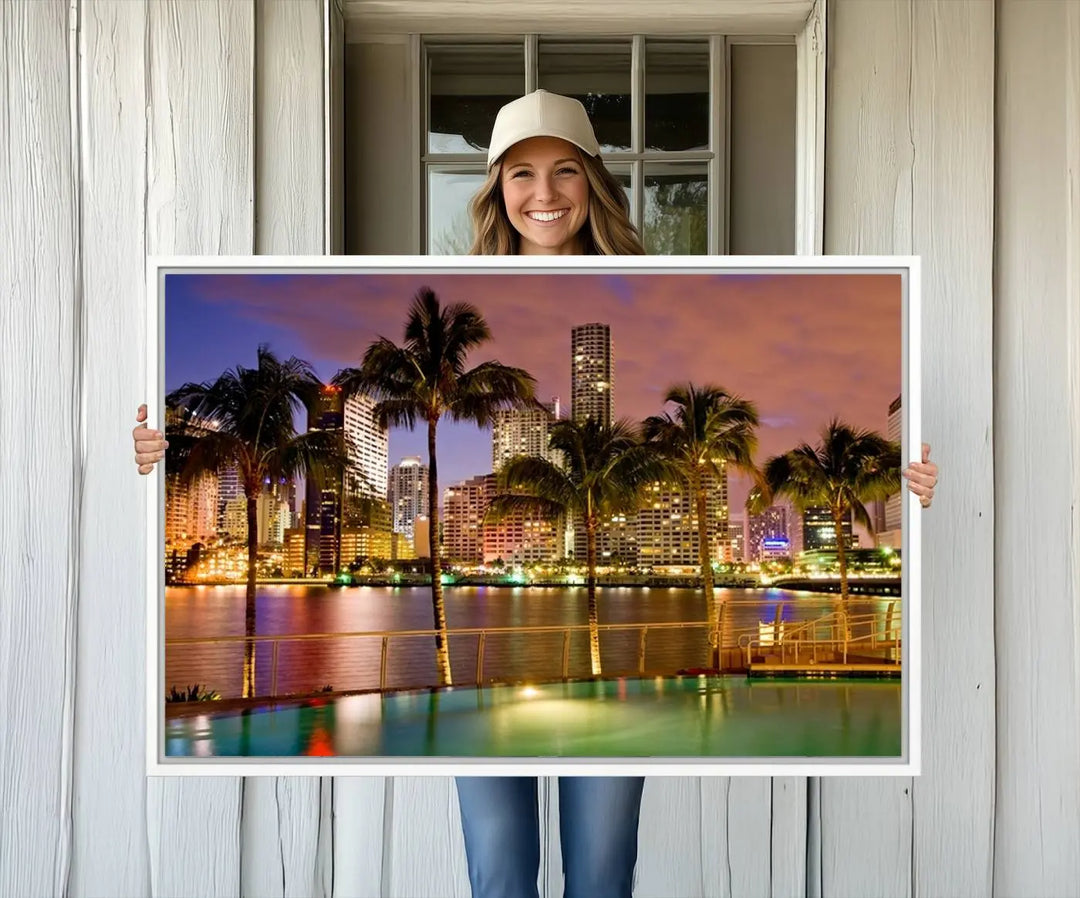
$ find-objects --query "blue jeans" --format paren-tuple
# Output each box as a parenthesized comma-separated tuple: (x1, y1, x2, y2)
(455, 776, 646, 898)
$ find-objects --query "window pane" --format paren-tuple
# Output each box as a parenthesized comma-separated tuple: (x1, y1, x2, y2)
(537, 41, 631, 153)
(643, 164, 708, 255)
(645, 41, 709, 152)
(428, 44, 524, 154)
(428, 169, 487, 254)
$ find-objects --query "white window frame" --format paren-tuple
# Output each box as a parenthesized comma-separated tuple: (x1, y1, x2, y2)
(342, 0, 826, 256)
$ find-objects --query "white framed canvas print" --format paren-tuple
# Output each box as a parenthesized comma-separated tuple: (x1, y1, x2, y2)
(145, 254, 921, 777)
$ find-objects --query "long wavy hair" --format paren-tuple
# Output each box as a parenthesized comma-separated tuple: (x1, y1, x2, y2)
(468, 148, 646, 256)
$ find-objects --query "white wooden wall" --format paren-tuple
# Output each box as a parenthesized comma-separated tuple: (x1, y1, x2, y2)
(1, 1, 1077, 896)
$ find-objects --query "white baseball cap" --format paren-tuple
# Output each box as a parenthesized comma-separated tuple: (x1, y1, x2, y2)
(486, 90, 601, 168)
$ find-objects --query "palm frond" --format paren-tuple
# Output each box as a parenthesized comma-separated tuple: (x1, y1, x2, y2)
(484, 493, 567, 525)
(451, 361, 537, 426)
(278, 429, 350, 491)
(497, 456, 579, 512)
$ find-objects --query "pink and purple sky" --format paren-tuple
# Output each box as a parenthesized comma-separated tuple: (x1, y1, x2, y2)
(165, 271, 902, 522)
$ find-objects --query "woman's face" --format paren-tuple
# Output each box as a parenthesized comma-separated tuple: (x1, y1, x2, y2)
(499, 136, 590, 255)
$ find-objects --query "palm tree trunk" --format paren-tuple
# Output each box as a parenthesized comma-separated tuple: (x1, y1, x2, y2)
(693, 473, 718, 667)
(833, 507, 849, 604)
(586, 518, 601, 675)
(427, 418, 453, 686)
(244, 490, 258, 699)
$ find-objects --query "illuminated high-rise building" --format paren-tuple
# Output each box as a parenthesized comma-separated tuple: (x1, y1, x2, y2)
(483, 510, 562, 566)
(388, 456, 430, 541)
(634, 467, 729, 569)
(163, 406, 220, 548)
(344, 391, 389, 501)
(215, 465, 241, 531)
(442, 474, 496, 564)
(884, 394, 902, 531)
(571, 323, 613, 426)
(748, 505, 789, 561)
(723, 517, 746, 563)
(304, 386, 388, 576)
(802, 506, 856, 552)
(492, 398, 562, 472)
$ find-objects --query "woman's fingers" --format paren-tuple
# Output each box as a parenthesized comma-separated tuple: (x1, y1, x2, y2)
(905, 479, 933, 497)
(134, 404, 167, 473)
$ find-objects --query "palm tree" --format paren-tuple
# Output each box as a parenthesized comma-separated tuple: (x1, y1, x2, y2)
(644, 383, 760, 665)
(333, 287, 536, 686)
(747, 419, 901, 603)
(166, 345, 349, 698)
(487, 418, 673, 676)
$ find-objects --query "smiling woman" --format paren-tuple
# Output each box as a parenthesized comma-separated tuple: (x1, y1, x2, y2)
(467, 90, 645, 258)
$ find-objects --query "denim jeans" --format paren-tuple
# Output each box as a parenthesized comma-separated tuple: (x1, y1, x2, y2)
(454, 776, 646, 898)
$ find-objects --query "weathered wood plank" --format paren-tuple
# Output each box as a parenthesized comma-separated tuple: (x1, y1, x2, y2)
(994, 1, 1080, 894)
(332, 778, 386, 897)
(70, 1, 153, 895)
(241, 2, 327, 895)
(241, 778, 326, 898)
(0, 2, 78, 896)
(382, 777, 471, 898)
(144, 2, 254, 894)
(770, 776, 808, 897)
(254, 0, 324, 256)
(699, 778, 774, 898)
(633, 778, 705, 898)
(824, 2, 996, 897)
(908, 2, 995, 897)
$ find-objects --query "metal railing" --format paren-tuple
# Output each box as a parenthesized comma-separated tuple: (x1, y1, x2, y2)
(737, 604, 902, 666)
(164, 598, 903, 698)
(166, 621, 777, 700)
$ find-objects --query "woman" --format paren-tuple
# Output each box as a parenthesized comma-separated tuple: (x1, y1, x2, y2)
(132, 90, 939, 898)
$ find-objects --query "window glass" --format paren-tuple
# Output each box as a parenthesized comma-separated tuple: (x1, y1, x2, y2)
(428, 44, 525, 154)
(538, 40, 632, 153)
(428, 169, 487, 254)
(643, 164, 708, 255)
(645, 41, 709, 152)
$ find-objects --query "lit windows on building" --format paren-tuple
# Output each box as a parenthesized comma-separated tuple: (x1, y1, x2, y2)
(388, 456, 430, 541)
(571, 323, 614, 427)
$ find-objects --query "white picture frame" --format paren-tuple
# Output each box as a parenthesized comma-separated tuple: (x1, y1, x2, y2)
(146, 253, 920, 777)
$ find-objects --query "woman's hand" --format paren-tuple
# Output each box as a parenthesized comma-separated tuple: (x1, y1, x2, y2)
(133, 403, 168, 475)
(902, 442, 937, 508)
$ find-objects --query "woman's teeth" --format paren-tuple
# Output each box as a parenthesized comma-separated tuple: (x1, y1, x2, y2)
(527, 210, 567, 222)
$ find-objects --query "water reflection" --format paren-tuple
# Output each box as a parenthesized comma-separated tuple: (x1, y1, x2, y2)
(164, 677, 901, 759)
(164, 584, 898, 701)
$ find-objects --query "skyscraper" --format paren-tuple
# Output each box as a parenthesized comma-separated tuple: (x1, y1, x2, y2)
(634, 468, 729, 569)
(388, 456, 429, 541)
(304, 386, 345, 575)
(492, 398, 562, 472)
(442, 474, 496, 564)
(304, 385, 388, 576)
(748, 505, 789, 561)
(571, 323, 613, 426)
(884, 394, 902, 531)
(802, 506, 855, 551)
(723, 517, 746, 563)
(164, 406, 219, 547)
(343, 391, 389, 502)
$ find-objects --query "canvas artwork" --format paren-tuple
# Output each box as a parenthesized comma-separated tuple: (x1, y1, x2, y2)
(147, 256, 920, 775)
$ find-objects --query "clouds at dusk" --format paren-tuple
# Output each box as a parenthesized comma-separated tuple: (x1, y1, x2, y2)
(165, 269, 902, 512)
